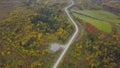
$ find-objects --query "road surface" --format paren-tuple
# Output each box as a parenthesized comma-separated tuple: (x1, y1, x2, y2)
(53, 0, 79, 68)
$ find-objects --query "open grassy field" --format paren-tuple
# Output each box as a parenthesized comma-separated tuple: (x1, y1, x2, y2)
(72, 12, 112, 33)
(72, 10, 120, 24)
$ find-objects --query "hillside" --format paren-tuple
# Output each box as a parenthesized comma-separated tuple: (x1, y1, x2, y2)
(0, 0, 74, 67)
(0, 0, 25, 20)
(0, 0, 120, 68)
(75, 0, 120, 13)
(59, 0, 120, 68)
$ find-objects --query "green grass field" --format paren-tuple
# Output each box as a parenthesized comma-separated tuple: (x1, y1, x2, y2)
(72, 12, 112, 33)
(74, 10, 120, 24)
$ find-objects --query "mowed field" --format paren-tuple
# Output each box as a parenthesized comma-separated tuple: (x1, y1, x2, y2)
(71, 10, 120, 33)
(78, 10, 120, 24)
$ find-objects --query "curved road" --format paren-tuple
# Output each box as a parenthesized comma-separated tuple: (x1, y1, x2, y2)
(53, 0, 79, 68)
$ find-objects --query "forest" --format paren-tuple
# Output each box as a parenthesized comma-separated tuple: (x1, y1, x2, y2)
(0, 0, 120, 68)
(0, 0, 73, 67)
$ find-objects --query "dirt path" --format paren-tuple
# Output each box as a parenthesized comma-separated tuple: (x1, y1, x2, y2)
(53, 0, 79, 68)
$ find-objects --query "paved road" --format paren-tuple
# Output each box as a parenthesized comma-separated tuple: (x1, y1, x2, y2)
(53, 0, 79, 68)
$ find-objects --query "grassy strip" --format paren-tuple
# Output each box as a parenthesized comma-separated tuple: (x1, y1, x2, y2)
(72, 12, 112, 33)
(74, 10, 120, 24)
